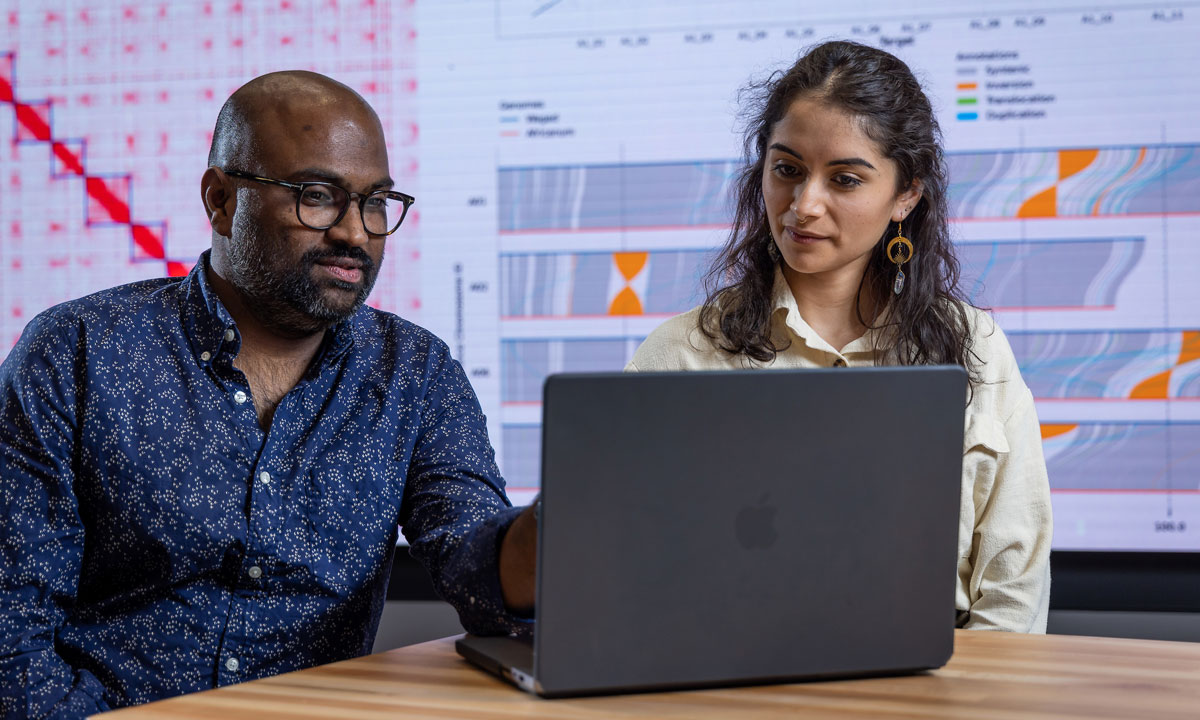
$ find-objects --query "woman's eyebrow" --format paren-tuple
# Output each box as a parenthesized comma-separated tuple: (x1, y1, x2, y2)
(768, 144, 877, 171)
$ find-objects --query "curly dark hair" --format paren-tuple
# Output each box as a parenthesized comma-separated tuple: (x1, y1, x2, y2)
(699, 40, 978, 377)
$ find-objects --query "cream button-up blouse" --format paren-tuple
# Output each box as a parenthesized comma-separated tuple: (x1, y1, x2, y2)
(627, 277, 1053, 633)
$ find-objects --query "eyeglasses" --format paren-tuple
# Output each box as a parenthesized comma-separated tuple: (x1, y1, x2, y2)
(223, 170, 415, 236)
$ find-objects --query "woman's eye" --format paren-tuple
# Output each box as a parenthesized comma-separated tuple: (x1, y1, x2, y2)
(833, 175, 862, 188)
(772, 163, 799, 177)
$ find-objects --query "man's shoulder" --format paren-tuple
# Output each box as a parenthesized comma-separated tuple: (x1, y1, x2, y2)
(346, 307, 485, 411)
(36, 277, 184, 325)
(347, 306, 458, 373)
(2, 277, 184, 386)
(351, 306, 445, 349)
(18, 277, 184, 346)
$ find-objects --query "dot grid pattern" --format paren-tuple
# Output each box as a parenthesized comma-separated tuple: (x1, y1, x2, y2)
(0, 0, 423, 358)
(0, 253, 529, 716)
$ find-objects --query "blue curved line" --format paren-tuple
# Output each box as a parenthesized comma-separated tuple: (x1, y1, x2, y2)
(1109, 147, 1198, 212)
(968, 242, 999, 304)
(1079, 149, 1139, 213)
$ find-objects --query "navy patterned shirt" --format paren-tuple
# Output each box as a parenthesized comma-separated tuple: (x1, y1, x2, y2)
(0, 253, 528, 718)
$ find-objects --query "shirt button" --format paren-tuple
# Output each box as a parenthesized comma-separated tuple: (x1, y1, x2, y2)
(200, 351, 211, 362)
(224, 328, 236, 342)
(234, 390, 248, 404)
(259, 471, 271, 484)
(833, 358, 847, 367)
(247, 565, 262, 579)
(225, 657, 239, 672)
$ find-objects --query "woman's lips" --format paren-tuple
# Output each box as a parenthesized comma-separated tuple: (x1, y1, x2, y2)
(784, 227, 827, 243)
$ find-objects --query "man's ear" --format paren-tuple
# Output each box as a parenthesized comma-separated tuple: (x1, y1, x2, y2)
(201, 167, 236, 238)
(893, 178, 924, 223)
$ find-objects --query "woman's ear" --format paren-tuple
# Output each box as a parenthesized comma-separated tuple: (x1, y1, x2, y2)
(893, 178, 924, 223)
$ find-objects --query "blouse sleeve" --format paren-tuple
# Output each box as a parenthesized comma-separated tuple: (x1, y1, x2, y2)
(961, 319, 1054, 632)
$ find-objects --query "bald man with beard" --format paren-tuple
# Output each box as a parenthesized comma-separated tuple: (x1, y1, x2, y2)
(0, 72, 537, 718)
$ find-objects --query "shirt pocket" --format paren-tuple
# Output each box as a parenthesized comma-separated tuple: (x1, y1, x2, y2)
(957, 414, 1010, 561)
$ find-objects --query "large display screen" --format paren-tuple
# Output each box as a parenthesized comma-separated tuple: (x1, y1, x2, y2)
(2, 0, 1197, 551)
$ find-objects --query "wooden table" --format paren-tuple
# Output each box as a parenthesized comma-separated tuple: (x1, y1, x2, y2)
(96, 630, 1200, 719)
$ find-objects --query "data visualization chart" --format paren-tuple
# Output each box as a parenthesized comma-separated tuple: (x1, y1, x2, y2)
(3, 1, 1198, 551)
(0, 0, 421, 353)
(420, 0, 1200, 549)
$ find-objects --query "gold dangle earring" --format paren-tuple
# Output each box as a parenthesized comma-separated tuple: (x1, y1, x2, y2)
(766, 235, 781, 263)
(886, 220, 914, 295)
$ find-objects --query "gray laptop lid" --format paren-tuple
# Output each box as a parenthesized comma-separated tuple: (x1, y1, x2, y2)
(531, 366, 966, 696)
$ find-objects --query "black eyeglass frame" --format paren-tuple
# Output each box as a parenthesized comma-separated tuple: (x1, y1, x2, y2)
(223, 169, 415, 236)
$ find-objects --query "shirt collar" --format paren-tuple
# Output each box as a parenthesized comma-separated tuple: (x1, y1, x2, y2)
(768, 266, 898, 356)
(182, 250, 359, 369)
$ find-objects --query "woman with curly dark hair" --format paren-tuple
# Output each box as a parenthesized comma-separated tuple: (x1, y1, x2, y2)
(628, 41, 1052, 632)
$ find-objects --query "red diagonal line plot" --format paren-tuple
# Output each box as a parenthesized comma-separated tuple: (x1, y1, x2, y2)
(14, 101, 51, 141)
(52, 141, 85, 176)
(86, 176, 132, 225)
(0, 50, 187, 277)
(132, 224, 167, 261)
(0, 56, 12, 102)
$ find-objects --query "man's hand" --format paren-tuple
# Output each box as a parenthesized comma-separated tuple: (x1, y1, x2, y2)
(498, 499, 538, 614)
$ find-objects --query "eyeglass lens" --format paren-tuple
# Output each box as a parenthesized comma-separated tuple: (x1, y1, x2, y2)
(297, 184, 404, 235)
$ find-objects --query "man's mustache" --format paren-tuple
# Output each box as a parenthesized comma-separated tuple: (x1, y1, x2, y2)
(301, 247, 376, 274)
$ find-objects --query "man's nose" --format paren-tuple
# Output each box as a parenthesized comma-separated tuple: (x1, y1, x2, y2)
(327, 197, 371, 247)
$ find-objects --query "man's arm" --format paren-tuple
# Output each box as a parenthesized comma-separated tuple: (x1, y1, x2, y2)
(399, 346, 536, 636)
(498, 500, 537, 613)
(0, 313, 111, 718)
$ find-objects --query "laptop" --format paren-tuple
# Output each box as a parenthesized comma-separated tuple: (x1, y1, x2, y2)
(457, 366, 967, 697)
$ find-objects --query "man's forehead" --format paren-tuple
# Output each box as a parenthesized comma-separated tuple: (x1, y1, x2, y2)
(258, 98, 377, 138)
(249, 84, 377, 131)
(247, 96, 388, 177)
(240, 72, 382, 142)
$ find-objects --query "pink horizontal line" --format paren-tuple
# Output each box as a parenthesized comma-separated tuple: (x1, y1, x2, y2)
(498, 211, 1200, 235)
(501, 313, 678, 320)
(500, 307, 1111, 319)
(993, 305, 1115, 311)
(956, 211, 1200, 222)
(1051, 489, 1200, 494)
(502, 487, 1200, 495)
(499, 223, 730, 235)
(1036, 398, 1200, 403)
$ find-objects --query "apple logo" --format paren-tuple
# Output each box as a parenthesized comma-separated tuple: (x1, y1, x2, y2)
(735, 493, 778, 549)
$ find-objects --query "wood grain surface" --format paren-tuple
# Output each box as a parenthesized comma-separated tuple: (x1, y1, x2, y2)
(95, 629, 1200, 719)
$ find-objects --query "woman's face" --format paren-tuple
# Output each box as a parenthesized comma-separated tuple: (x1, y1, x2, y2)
(762, 96, 921, 290)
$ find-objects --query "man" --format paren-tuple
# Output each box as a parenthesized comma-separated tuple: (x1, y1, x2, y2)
(0, 71, 536, 718)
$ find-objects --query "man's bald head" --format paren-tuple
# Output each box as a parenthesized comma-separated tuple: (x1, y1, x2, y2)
(207, 70, 382, 171)
(201, 70, 392, 339)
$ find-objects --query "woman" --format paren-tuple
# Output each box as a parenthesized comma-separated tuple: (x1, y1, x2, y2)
(627, 41, 1052, 632)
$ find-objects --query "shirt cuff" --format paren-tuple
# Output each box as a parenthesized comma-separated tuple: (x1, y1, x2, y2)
(452, 505, 535, 637)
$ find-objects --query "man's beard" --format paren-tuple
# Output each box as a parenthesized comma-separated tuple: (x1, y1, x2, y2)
(227, 234, 381, 337)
